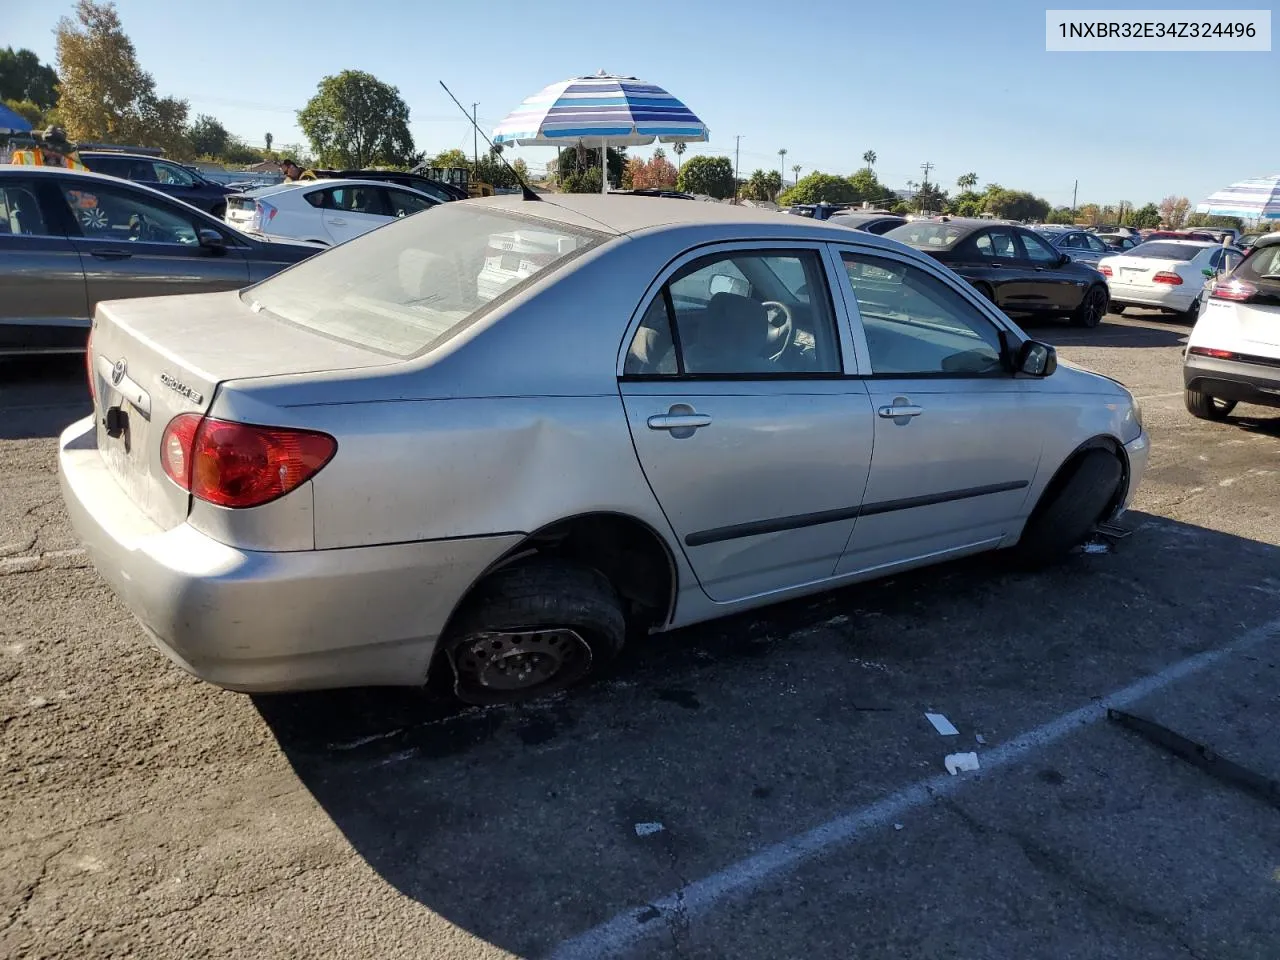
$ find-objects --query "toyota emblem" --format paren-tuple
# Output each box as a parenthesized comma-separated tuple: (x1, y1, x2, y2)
(111, 358, 126, 386)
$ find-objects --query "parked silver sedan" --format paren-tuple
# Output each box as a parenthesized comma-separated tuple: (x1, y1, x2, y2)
(59, 195, 1150, 704)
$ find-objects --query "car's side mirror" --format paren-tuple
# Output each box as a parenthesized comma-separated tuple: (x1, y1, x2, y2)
(197, 228, 227, 254)
(1201, 267, 1216, 277)
(1058, 252, 1071, 266)
(1016, 339, 1057, 377)
(709, 274, 750, 298)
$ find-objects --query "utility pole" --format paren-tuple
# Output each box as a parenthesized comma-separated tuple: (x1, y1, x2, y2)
(472, 102, 479, 170)
(919, 161, 934, 189)
(734, 135, 742, 203)
(1071, 179, 1078, 215)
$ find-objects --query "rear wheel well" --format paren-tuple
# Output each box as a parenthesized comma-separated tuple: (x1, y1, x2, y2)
(427, 514, 677, 693)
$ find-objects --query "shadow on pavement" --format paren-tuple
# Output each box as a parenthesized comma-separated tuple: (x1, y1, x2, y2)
(0, 356, 90, 440)
(1021, 315, 1188, 349)
(255, 512, 1280, 958)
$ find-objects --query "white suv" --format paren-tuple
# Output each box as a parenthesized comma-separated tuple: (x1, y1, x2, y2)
(1184, 232, 1280, 420)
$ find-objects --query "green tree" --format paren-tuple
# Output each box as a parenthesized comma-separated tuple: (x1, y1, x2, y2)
(672, 141, 686, 170)
(556, 145, 626, 189)
(957, 171, 978, 193)
(187, 113, 229, 157)
(264, 131, 273, 153)
(847, 166, 893, 205)
(742, 168, 779, 201)
(1185, 212, 1242, 231)
(913, 182, 948, 213)
(560, 167, 602, 193)
(947, 191, 986, 218)
(862, 149, 876, 168)
(676, 154, 735, 198)
(0, 47, 60, 109)
(779, 172, 858, 206)
(1045, 206, 1076, 224)
(430, 148, 471, 170)
(1130, 203, 1160, 228)
(55, 0, 190, 156)
(3, 98, 44, 128)
(985, 189, 1050, 222)
(298, 69, 414, 169)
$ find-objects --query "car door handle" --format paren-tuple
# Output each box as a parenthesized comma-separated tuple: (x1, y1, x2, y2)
(647, 413, 712, 431)
(89, 249, 133, 261)
(326, 217, 347, 225)
(877, 404, 924, 418)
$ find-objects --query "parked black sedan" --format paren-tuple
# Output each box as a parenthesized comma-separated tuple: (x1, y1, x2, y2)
(829, 212, 907, 234)
(0, 167, 321, 356)
(884, 218, 1110, 327)
(77, 151, 237, 217)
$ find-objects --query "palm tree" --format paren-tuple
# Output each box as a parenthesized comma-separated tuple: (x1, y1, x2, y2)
(863, 150, 876, 169)
(778, 148, 787, 192)
(791, 164, 801, 186)
(957, 171, 978, 194)
(673, 141, 686, 173)
(906, 179, 917, 195)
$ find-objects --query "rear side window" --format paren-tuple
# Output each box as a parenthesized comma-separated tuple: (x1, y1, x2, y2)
(1235, 244, 1280, 281)
(244, 206, 602, 357)
(0, 183, 51, 236)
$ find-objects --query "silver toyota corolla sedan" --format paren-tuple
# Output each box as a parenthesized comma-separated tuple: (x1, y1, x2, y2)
(59, 195, 1150, 704)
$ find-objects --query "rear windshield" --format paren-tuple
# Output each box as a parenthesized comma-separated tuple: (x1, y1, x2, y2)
(1236, 244, 1280, 281)
(1128, 242, 1206, 261)
(243, 205, 602, 357)
(884, 222, 967, 249)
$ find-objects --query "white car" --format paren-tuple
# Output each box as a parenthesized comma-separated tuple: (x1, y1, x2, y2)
(1099, 240, 1243, 320)
(1183, 233, 1280, 421)
(223, 178, 438, 246)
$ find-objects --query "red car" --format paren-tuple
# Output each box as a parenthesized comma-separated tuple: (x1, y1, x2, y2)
(1143, 229, 1218, 243)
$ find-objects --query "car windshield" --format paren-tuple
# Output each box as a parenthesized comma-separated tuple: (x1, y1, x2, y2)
(1128, 242, 1206, 261)
(243, 205, 602, 357)
(884, 222, 968, 249)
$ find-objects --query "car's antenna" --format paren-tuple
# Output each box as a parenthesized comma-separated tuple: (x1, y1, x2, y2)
(438, 81, 541, 202)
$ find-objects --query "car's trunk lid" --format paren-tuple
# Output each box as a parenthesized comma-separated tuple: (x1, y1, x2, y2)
(89, 290, 396, 530)
(1106, 254, 1189, 286)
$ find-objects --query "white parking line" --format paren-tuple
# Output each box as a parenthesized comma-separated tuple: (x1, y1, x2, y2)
(1134, 391, 1182, 402)
(0, 548, 88, 576)
(547, 614, 1280, 960)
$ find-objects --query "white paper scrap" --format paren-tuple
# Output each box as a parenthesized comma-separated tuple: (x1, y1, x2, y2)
(945, 752, 981, 775)
(634, 822, 665, 837)
(925, 712, 960, 736)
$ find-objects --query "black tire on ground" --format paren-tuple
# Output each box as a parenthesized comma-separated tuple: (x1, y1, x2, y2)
(1010, 449, 1123, 569)
(1184, 387, 1236, 420)
(441, 558, 626, 705)
(1070, 284, 1108, 328)
(1178, 296, 1202, 324)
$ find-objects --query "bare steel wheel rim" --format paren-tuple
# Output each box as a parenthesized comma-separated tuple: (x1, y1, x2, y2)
(454, 629, 592, 693)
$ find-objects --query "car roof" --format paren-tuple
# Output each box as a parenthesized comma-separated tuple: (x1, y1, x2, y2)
(236, 178, 434, 198)
(77, 151, 170, 161)
(465, 193, 912, 244)
(1141, 239, 1218, 247)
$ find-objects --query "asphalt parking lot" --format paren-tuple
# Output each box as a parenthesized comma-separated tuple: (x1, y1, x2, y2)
(3, 309, 1280, 960)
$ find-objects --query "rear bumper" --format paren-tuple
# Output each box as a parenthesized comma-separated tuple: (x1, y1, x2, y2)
(58, 416, 523, 692)
(1183, 354, 1280, 409)
(1108, 281, 1198, 312)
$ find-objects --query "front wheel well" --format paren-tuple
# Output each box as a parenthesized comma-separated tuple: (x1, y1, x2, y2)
(1029, 435, 1128, 526)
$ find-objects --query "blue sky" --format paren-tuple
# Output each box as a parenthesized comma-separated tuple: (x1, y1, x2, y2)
(8, 0, 1276, 207)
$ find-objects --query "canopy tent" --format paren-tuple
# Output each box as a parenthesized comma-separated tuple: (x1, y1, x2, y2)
(0, 103, 33, 134)
(492, 71, 709, 193)
(1195, 175, 1280, 222)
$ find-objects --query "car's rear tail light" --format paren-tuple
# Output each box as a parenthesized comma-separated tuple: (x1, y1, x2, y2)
(85, 328, 96, 403)
(251, 201, 278, 232)
(1152, 272, 1183, 285)
(1210, 278, 1258, 302)
(1188, 346, 1236, 360)
(1099, 265, 1112, 277)
(161, 414, 337, 509)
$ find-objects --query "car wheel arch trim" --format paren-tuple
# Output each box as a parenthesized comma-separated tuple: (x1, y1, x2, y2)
(1025, 435, 1129, 529)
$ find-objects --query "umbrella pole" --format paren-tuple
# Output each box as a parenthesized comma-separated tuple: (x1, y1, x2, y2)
(601, 137, 608, 194)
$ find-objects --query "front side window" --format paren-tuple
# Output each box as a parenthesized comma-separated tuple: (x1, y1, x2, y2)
(1019, 230, 1060, 263)
(1084, 234, 1110, 254)
(1056, 233, 1083, 249)
(60, 181, 198, 245)
(151, 161, 199, 187)
(624, 250, 841, 377)
(245, 206, 600, 357)
(0, 183, 51, 236)
(841, 253, 1005, 376)
(329, 186, 389, 216)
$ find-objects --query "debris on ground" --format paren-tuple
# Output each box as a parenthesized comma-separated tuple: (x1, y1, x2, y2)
(975, 733, 987, 745)
(925, 712, 960, 736)
(1081, 541, 1111, 555)
(634, 822, 665, 837)
(945, 752, 981, 775)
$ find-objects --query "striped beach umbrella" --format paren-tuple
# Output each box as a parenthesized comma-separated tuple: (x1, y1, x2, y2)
(1195, 175, 1280, 222)
(493, 71, 709, 193)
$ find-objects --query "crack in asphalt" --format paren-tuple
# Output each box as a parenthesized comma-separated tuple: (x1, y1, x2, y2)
(0, 837, 74, 935)
(941, 798, 1211, 960)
